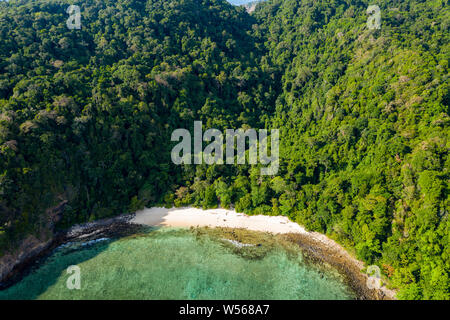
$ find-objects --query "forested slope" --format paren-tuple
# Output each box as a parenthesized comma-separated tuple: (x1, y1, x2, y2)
(0, 0, 448, 299)
(0, 0, 276, 232)
(252, 0, 449, 299)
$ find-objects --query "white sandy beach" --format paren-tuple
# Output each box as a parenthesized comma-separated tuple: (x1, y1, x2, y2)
(130, 206, 397, 299)
(131, 207, 309, 234)
(64, 206, 397, 299)
(130, 207, 349, 264)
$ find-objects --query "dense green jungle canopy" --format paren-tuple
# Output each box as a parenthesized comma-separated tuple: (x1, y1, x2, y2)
(0, 0, 448, 299)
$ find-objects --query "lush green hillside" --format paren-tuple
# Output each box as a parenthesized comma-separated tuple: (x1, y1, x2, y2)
(0, 0, 276, 230)
(252, 0, 449, 299)
(0, 0, 448, 299)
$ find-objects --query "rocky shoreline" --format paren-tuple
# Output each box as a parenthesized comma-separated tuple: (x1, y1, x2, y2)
(0, 211, 396, 300)
(283, 233, 396, 300)
(0, 214, 139, 290)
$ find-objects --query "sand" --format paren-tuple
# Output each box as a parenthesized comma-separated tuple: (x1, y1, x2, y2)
(1, 206, 396, 299)
(131, 207, 309, 234)
(130, 207, 397, 300)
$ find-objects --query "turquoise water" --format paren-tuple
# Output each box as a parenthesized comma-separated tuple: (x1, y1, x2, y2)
(0, 228, 355, 300)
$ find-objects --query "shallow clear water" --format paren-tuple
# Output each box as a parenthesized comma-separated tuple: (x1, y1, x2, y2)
(0, 228, 355, 300)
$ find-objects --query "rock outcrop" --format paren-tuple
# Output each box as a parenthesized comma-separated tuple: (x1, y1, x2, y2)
(0, 200, 68, 286)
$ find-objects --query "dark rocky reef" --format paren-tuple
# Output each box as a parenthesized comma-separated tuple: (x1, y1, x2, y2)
(283, 233, 396, 300)
(0, 211, 140, 289)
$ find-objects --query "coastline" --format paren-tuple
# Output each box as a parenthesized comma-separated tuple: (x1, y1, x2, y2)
(130, 207, 309, 234)
(0, 206, 397, 300)
(130, 207, 397, 300)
